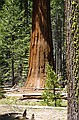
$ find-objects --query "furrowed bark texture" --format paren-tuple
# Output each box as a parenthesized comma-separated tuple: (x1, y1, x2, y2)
(26, 0, 53, 89)
(66, 0, 79, 120)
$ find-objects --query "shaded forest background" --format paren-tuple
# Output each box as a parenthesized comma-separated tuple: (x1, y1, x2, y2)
(0, 0, 79, 119)
(0, 0, 66, 87)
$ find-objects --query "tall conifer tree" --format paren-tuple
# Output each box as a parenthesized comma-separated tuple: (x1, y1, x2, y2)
(26, 0, 54, 89)
(66, 0, 79, 119)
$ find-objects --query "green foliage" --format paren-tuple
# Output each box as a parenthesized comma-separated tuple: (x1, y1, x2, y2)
(50, 0, 66, 85)
(0, 0, 66, 89)
(42, 64, 62, 106)
(45, 64, 58, 88)
(0, 0, 32, 84)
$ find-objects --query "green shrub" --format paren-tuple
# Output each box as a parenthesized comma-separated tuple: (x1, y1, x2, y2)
(42, 64, 62, 106)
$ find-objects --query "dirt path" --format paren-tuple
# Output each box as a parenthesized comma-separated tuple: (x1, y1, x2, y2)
(0, 105, 67, 120)
(0, 85, 67, 120)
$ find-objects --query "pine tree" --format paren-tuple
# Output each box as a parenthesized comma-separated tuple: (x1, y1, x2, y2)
(0, 0, 32, 85)
(50, 0, 66, 87)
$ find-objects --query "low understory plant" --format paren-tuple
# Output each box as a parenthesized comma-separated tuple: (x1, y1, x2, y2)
(42, 64, 62, 106)
(0, 81, 5, 99)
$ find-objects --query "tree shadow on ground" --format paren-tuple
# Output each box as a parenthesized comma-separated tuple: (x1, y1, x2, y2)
(0, 112, 22, 120)
(0, 109, 34, 120)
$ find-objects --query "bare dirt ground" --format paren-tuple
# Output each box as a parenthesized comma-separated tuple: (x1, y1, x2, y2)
(0, 85, 67, 120)
(0, 105, 67, 120)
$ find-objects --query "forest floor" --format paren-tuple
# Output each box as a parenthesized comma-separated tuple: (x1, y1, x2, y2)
(0, 85, 67, 120)
(0, 105, 67, 120)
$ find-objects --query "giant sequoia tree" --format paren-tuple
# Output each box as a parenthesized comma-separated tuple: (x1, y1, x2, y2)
(26, 0, 54, 89)
(66, 0, 79, 119)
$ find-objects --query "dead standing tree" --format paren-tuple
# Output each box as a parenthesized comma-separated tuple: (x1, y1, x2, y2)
(26, 0, 54, 89)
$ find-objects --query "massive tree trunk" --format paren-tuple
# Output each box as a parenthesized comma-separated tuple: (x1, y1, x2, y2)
(66, 0, 79, 120)
(26, 0, 54, 89)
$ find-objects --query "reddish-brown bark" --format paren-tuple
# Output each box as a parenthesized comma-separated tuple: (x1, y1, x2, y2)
(26, 0, 53, 89)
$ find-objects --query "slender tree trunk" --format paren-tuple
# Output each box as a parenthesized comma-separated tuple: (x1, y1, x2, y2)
(26, 0, 54, 89)
(12, 59, 15, 86)
(11, 34, 15, 86)
(23, 0, 29, 24)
